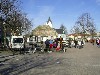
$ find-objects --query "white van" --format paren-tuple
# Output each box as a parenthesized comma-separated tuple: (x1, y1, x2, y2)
(9, 36, 24, 50)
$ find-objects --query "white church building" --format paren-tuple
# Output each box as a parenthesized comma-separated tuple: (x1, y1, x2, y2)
(45, 17, 67, 40)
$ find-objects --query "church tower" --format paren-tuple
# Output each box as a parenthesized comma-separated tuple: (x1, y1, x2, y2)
(46, 17, 53, 28)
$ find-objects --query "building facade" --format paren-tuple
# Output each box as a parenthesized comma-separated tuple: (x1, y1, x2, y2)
(55, 29, 66, 40)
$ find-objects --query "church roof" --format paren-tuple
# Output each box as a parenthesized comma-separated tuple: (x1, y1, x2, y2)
(55, 29, 64, 34)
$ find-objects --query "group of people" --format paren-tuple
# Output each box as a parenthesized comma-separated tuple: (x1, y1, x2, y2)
(44, 36, 64, 52)
(44, 37, 86, 52)
(28, 36, 100, 54)
(68, 39, 85, 49)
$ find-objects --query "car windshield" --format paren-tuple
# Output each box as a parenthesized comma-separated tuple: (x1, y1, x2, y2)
(13, 38, 23, 43)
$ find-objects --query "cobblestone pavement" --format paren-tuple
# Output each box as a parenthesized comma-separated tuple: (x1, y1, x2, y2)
(0, 43, 100, 75)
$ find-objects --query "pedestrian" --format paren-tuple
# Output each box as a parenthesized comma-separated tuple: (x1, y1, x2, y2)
(56, 42, 61, 51)
(96, 38, 99, 47)
(74, 40, 78, 48)
(53, 41, 57, 48)
(49, 39, 53, 49)
(45, 39, 50, 52)
(98, 39, 100, 48)
(81, 39, 84, 48)
(78, 39, 82, 49)
(68, 40, 71, 48)
(71, 40, 75, 48)
(40, 41, 45, 52)
(92, 39, 95, 45)
(59, 36, 63, 49)
(55, 38, 58, 48)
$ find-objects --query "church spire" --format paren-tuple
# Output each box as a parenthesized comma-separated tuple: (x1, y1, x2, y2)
(46, 17, 53, 28)
(47, 17, 52, 24)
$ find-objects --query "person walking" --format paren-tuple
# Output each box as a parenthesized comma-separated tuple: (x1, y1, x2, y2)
(59, 36, 63, 49)
(98, 39, 100, 48)
(40, 41, 45, 52)
(45, 39, 50, 52)
(74, 40, 78, 48)
(55, 38, 58, 48)
(96, 38, 99, 47)
(92, 39, 95, 45)
(78, 39, 82, 49)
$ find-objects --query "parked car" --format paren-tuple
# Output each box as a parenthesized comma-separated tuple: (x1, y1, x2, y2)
(9, 36, 24, 50)
(62, 40, 69, 47)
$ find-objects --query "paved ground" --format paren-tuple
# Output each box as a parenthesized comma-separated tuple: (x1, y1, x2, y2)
(0, 43, 100, 75)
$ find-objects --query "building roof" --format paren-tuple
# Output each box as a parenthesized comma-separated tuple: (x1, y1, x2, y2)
(68, 33, 90, 37)
(55, 29, 64, 34)
(32, 25, 58, 36)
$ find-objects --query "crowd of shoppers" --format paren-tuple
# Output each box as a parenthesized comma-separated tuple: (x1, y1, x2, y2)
(29, 36, 100, 53)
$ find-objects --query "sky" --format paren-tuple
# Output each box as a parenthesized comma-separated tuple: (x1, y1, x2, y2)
(21, 0, 100, 33)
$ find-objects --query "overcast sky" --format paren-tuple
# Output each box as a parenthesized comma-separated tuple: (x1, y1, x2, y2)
(21, 0, 100, 33)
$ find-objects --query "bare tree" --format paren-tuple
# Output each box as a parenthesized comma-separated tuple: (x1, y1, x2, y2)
(70, 25, 81, 34)
(20, 13, 32, 35)
(71, 13, 96, 39)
